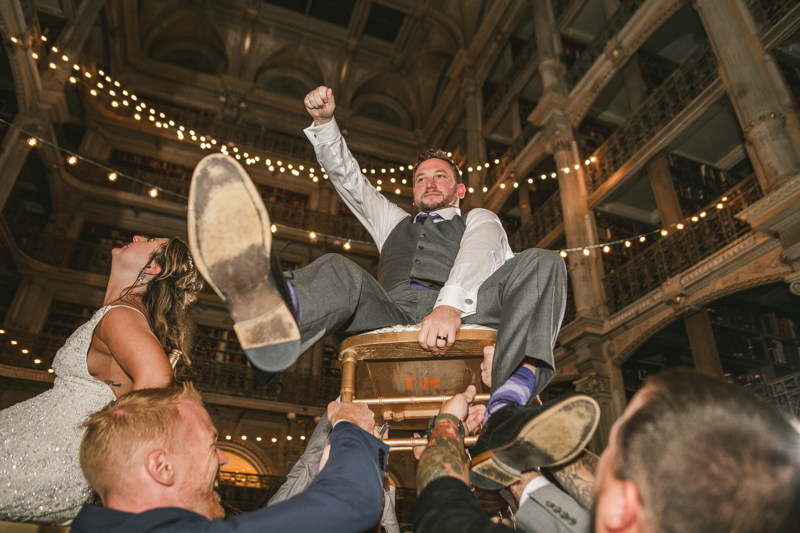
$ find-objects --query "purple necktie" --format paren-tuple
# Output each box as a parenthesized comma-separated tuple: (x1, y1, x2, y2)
(415, 213, 443, 224)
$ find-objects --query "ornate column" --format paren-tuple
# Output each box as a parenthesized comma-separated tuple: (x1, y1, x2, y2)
(694, 0, 800, 192)
(647, 152, 683, 226)
(462, 69, 486, 192)
(3, 280, 52, 333)
(549, 121, 606, 318)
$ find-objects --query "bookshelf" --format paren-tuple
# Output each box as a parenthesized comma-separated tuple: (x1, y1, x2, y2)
(664, 153, 751, 216)
(195, 325, 247, 366)
(43, 300, 97, 339)
(620, 284, 800, 397)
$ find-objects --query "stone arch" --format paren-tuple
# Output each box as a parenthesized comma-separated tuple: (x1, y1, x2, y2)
(217, 441, 275, 476)
(253, 45, 326, 99)
(141, 6, 228, 76)
(612, 276, 790, 368)
(350, 75, 414, 130)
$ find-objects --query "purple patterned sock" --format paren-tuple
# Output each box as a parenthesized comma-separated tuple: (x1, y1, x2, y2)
(483, 366, 536, 425)
(286, 280, 300, 323)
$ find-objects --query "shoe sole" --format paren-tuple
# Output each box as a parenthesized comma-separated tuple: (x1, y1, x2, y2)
(469, 395, 600, 489)
(188, 154, 301, 372)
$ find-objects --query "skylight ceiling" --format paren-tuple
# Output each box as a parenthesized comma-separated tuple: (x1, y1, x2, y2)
(263, 0, 357, 28)
(363, 4, 406, 43)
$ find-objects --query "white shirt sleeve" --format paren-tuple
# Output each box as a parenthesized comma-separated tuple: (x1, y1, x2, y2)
(435, 208, 514, 316)
(516, 475, 551, 509)
(304, 119, 409, 251)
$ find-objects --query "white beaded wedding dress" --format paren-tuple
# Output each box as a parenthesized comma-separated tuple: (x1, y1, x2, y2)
(0, 306, 125, 524)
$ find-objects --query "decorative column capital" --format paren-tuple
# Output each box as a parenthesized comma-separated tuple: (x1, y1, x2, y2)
(574, 373, 612, 398)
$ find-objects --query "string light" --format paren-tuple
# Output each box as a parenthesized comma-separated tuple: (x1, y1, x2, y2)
(149, 188, 159, 198)
(27, 137, 37, 147)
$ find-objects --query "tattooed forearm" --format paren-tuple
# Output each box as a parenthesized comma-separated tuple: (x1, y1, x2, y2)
(549, 450, 598, 510)
(416, 420, 468, 494)
(104, 380, 122, 387)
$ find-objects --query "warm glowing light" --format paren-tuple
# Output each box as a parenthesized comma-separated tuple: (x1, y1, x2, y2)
(590, 157, 596, 162)
(134, 114, 141, 120)
(468, 187, 474, 193)
(395, 189, 401, 194)
(513, 182, 519, 188)
(34, 358, 41, 364)
(344, 242, 351, 250)
(583, 249, 590, 256)
(68, 76, 76, 83)
(585, 160, 591, 165)
(41, 35, 47, 42)
(111, 101, 119, 107)
(551, 173, 556, 178)
(468, 167, 473, 172)
(300, 435, 306, 440)
(500, 183, 505, 189)
(722, 197, 727, 202)
(574, 164, 579, 170)
(700, 212, 706, 218)
(309, 232, 317, 239)
(271, 224, 277, 233)
(256, 437, 262, 441)
(691, 216, 698, 222)
(271, 437, 277, 443)
(31, 52, 38, 59)
(85, 72, 91, 78)
(482, 186, 488, 192)
(241, 436, 247, 440)
(107, 172, 117, 181)
(716, 203, 723, 209)
(67, 156, 77, 165)
(677, 223, 684, 229)
(661, 229, 668, 236)
(603, 246, 610, 253)
(90, 89, 97, 96)
(625, 241, 631, 247)
(494, 159, 500, 164)
(61, 55, 68, 62)
(639, 236, 646, 242)
(560, 251, 567, 258)
(73, 64, 80, 71)
(287, 435, 292, 440)
(376, 186, 381, 191)
(23, 350, 29, 354)
(27, 137, 37, 147)
(48, 62, 57, 69)
(149, 188, 158, 198)
(51, 46, 58, 53)
(10, 37, 17, 43)
(11, 340, 17, 345)
(226, 435, 231, 440)
(563, 168, 570, 174)
(48, 368, 54, 373)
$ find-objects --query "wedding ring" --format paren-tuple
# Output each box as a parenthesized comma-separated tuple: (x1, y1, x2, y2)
(436, 335, 447, 341)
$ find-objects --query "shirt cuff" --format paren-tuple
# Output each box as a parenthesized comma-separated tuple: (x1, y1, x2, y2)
(435, 285, 477, 316)
(517, 476, 551, 509)
(304, 118, 341, 146)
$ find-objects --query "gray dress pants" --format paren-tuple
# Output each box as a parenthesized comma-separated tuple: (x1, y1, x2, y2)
(270, 249, 567, 502)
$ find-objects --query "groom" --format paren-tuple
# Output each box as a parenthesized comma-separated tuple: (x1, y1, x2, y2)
(187, 86, 568, 491)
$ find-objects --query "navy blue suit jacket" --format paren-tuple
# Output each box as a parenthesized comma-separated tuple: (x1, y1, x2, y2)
(71, 421, 388, 533)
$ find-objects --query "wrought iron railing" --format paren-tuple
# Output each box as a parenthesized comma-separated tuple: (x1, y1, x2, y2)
(2, 191, 116, 276)
(745, 0, 799, 35)
(564, 277, 576, 326)
(70, 162, 375, 245)
(483, 37, 538, 121)
(192, 357, 341, 407)
(565, 0, 648, 89)
(0, 326, 341, 407)
(748, 370, 800, 420)
(487, 122, 540, 190)
(508, 191, 563, 252)
(217, 473, 286, 512)
(584, 40, 718, 196)
(603, 175, 762, 313)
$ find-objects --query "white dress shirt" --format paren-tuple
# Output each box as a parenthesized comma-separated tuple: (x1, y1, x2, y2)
(304, 119, 514, 317)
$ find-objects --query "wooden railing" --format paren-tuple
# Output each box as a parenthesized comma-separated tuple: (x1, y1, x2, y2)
(603, 176, 762, 313)
(217, 473, 286, 513)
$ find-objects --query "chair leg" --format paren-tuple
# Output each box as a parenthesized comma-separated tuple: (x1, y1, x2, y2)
(340, 351, 357, 402)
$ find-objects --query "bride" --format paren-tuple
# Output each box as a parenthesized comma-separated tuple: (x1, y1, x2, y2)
(0, 235, 202, 524)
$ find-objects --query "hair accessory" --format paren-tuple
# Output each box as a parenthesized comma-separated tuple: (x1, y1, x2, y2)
(186, 251, 197, 284)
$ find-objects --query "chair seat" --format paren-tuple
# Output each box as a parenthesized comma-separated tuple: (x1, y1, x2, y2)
(339, 327, 496, 430)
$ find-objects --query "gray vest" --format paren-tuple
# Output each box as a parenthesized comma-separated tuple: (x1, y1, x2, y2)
(377, 214, 467, 294)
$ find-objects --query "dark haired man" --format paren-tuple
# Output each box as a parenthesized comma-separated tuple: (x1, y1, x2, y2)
(414, 369, 800, 533)
(187, 86, 568, 495)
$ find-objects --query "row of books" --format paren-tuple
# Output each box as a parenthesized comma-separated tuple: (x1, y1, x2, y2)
(709, 305, 800, 339)
(713, 328, 800, 367)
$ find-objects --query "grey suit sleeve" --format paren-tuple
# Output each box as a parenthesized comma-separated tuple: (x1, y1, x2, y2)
(514, 485, 590, 533)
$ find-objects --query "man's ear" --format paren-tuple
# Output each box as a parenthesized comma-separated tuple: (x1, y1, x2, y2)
(145, 449, 175, 487)
(599, 479, 641, 532)
(457, 183, 466, 199)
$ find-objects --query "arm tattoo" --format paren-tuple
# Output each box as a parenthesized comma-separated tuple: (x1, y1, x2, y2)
(104, 380, 122, 387)
(549, 450, 598, 510)
(416, 420, 469, 494)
